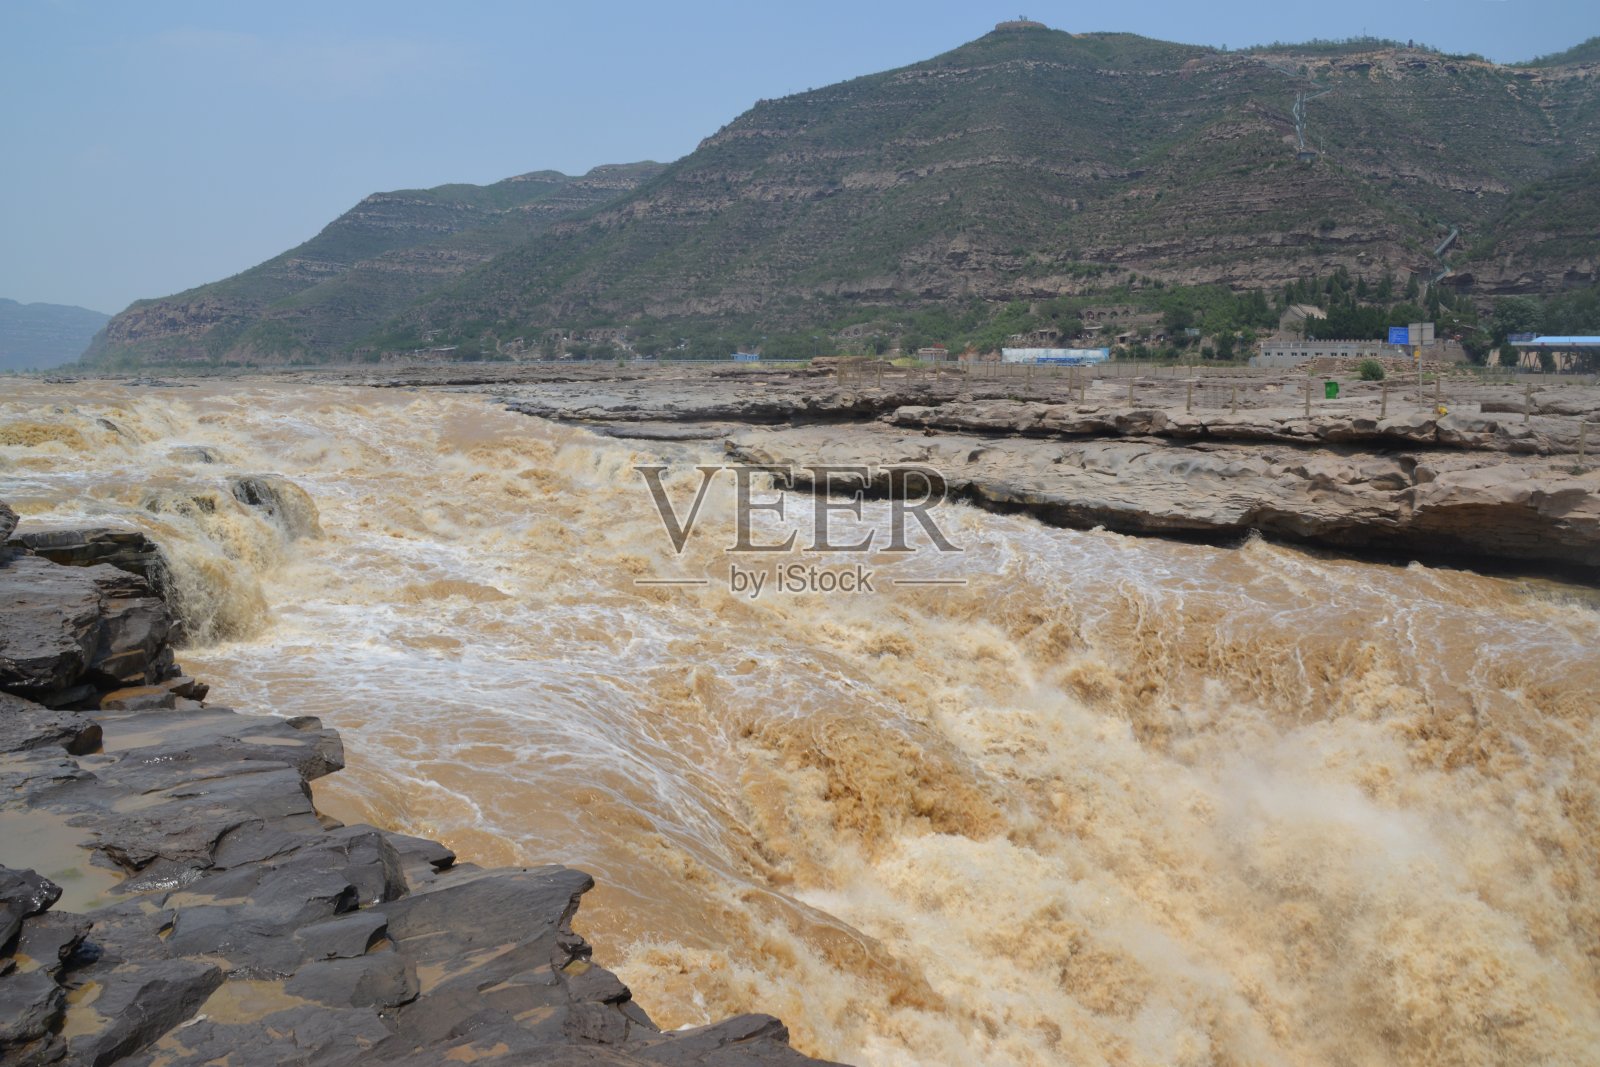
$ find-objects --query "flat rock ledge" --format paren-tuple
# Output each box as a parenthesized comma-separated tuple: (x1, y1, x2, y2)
(0, 522, 840, 1066)
(489, 380, 1600, 573)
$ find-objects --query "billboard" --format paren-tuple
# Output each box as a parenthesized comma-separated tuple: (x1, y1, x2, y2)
(1387, 327, 1409, 345)
(731, 352, 760, 362)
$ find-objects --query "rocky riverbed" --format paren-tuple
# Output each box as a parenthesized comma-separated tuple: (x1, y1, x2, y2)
(467, 363, 1600, 574)
(0, 511, 835, 1066)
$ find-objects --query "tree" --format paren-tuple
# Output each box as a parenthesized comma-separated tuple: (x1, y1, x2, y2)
(1163, 306, 1195, 334)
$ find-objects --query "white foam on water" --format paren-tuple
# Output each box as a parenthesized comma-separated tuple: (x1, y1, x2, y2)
(4, 380, 1599, 1065)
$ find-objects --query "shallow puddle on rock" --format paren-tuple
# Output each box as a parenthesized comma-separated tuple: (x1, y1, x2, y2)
(0, 806, 124, 911)
(193, 978, 317, 1024)
(95, 709, 237, 753)
(60, 980, 107, 1041)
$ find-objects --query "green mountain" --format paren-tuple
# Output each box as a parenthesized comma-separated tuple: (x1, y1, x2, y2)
(1459, 155, 1600, 293)
(0, 299, 109, 371)
(1517, 37, 1600, 68)
(90, 25, 1600, 366)
(82, 163, 663, 367)
(399, 27, 1600, 345)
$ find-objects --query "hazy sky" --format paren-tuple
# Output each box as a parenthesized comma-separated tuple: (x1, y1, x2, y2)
(2, 1, 1595, 314)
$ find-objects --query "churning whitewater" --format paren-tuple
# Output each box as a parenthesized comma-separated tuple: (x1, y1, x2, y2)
(3, 381, 1599, 1066)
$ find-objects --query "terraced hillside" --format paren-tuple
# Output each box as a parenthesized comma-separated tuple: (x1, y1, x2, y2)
(82, 163, 663, 366)
(1460, 155, 1600, 294)
(90, 25, 1600, 366)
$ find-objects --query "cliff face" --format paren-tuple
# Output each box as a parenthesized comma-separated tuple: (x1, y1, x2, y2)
(89, 27, 1600, 366)
(82, 163, 664, 367)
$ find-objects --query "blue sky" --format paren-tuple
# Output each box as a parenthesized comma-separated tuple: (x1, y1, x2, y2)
(2, 1, 1595, 313)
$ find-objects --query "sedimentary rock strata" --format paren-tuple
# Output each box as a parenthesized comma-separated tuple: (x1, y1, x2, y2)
(486, 368, 1600, 573)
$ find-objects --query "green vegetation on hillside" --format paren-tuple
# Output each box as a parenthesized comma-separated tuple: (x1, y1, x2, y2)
(87, 26, 1600, 369)
(1516, 37, 1600, 68)
(1465, 155, 1600, 266)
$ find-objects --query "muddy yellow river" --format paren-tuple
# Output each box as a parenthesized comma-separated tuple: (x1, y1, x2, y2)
(3, 381, 1598, 1065)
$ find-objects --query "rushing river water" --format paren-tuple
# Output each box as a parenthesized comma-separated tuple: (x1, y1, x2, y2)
(4, 380, 1599, 1066)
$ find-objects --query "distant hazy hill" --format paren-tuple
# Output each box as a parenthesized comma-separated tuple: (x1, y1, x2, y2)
(83, 163, 663, 367)
(90, 26, 1600, 366)
(0, 299, 109, 371)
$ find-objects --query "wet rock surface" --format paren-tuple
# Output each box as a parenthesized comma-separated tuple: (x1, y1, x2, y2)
(5, 528, 173, 605)
(0, 520, 839, 1066)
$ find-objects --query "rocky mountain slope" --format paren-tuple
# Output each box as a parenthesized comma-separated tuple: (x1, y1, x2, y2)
(1460, 154, 1600, 293)
(82, 163, 663, 368)
(89, 25, 1600, 367)
(0, 299, 109, 371)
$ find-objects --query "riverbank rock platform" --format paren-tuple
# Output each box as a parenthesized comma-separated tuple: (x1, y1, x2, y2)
(0, 516, 839, 1066)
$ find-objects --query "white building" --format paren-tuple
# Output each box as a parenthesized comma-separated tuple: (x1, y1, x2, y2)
(1251, 339, 1403, 368)
(1000, 347, 1111, 364)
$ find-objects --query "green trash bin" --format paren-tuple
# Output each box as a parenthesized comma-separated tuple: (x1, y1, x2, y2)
(1324, 380, 1340, 399)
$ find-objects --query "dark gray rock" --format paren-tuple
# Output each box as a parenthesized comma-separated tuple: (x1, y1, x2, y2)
(0, 499, 16, 544)
(229, 475, 322, 539)
(1, 868, 63, 949)
(0, 969, 63, 1047)
(64, 959, 224, 1066)
(95, 761, 321, 882)
(14, 911, 91, 977)
(0, 556, 176, 703)
(0, 556, 105, 696)
(6, 528, 173, 607)
(284, 951, 418, 1009)
(119, 1006, 392, 1066)
(381, 832, 455, 890)
(627, 1015, 848, 1066)
(294, 911, 389, 960)
(97, 686, 176, 712)
(0, 693, 101, 755)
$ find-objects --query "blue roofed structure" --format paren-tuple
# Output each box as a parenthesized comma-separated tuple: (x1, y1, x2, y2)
(1508, 335, 1600, 372)
(1514, 336, 1600, 347)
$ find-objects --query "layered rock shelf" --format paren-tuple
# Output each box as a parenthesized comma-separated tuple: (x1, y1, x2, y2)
(0, 516, 836, 1066)
(482, 365, 1600, 574)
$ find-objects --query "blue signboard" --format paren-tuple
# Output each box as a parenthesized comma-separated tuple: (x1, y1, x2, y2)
(732, 352, 760, 362)
(1387, 327, 1409, 345)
